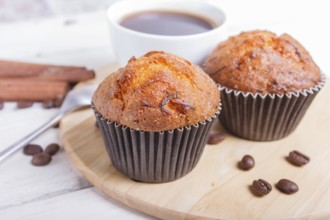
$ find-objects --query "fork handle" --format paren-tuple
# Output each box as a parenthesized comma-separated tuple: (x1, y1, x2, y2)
(0, 112, 63, 163)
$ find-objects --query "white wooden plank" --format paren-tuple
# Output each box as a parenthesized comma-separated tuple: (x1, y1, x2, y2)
(2, 46, 116, 70)
(0, 107, 91, 209)
(0, 11, 110, 59)
(0, 187, 154, 219)
(0, 150, 92, 209)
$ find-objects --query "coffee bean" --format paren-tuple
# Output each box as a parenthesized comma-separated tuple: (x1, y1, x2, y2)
(276, 179, 299, 194)
(287, 150, 310, 166)
(252, 179, 272, 196)
(45, 143, 60, 156)
(207, 132, 225, 145)
(23, 144, 43, 156)
(42, 100, 54, 109)
(17, 101, 33, 109)
(31, 152, 52, 166)
(53, 98, 63, 108)
(53, 122, 60, 128)
(239, 155, 255, 170)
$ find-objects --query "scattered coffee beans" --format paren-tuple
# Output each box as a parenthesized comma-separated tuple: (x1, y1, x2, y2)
(252, 179, 272, 196)
(287, 150, 310, 166)
(23, 144, 43, 156)
(31, 152, 52, 166)
(276, 179, 299, 194)
(17, 101, 33, 109)
(23, 142, 61, 166)
(207, 132, 225, 145)
(239, 155, 255, 170)
(45, 143, 60, 156)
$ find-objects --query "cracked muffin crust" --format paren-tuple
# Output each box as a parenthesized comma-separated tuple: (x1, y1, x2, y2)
(93, 51, 220, 132)
(203, 30, 321, 94)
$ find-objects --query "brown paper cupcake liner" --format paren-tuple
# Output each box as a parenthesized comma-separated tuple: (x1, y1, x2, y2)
(219, 75, 325, 141)
(93, 106, 220, 183)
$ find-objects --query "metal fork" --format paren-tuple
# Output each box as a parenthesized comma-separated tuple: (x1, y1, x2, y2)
(0, 85, 97, 163)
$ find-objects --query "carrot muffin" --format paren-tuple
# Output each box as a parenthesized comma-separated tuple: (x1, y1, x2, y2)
(93, 51, 220, 182)
(203, 30, 324, 141)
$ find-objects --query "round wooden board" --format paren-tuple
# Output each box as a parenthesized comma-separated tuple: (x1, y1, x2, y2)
(60, 66, 330, 219)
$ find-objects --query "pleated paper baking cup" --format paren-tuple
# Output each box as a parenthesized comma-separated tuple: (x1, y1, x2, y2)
(219, 76, 325, 141)
(93, 107, 220, 183)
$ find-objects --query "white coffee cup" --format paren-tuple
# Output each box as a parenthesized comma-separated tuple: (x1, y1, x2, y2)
(107, 0, 227, 67)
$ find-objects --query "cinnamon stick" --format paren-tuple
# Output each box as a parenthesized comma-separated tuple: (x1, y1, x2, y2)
(37, 69, 95, 82)
(0, 60, 95, 82)
(0, 78, 69, 102)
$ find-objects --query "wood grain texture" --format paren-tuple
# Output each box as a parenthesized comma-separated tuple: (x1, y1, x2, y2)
(0, 187, 152, 220)
(60, 66, 330, 219)
(0, 107, 92, 209)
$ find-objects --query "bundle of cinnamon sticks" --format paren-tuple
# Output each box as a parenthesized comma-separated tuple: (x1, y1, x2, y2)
(0, 60, 95, 109)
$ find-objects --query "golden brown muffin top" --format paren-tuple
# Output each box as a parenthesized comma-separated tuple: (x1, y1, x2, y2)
(93, 51, 220, 132)
(203, 30, 321, 94)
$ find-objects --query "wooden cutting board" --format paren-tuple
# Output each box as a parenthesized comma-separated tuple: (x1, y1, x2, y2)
(60, 66, 330, 219)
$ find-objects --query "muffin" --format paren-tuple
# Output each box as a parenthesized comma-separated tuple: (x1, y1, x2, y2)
(93, 51, 220, 182)
(203, 30, 325, 141)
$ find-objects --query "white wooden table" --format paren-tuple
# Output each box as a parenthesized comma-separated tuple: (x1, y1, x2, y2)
(0, 0, 329, 219)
